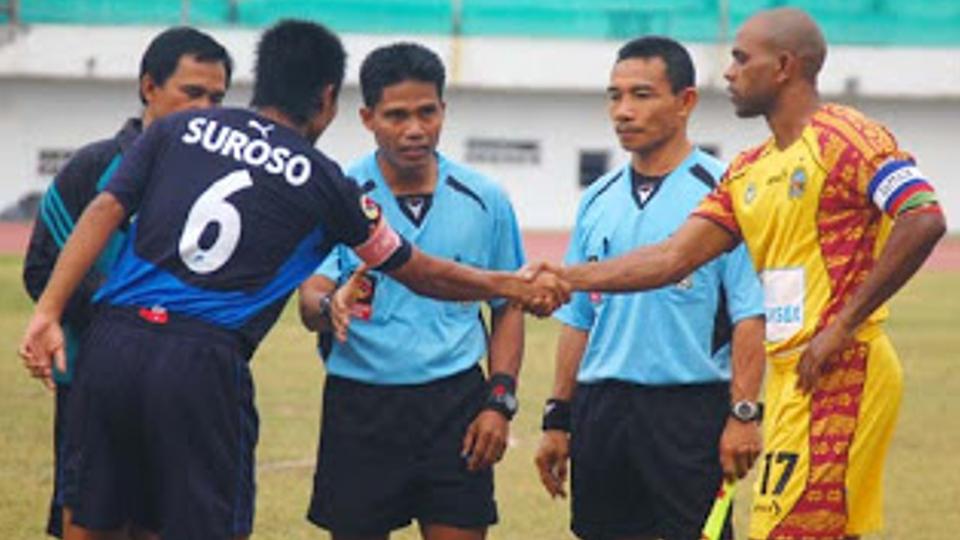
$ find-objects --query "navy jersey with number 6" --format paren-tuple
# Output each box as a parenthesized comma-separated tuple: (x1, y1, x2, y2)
(95, 107, 410, 349)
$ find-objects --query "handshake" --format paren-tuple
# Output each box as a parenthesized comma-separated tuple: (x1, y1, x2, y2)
(506, 261, 571, 318)
(322, 260, 574, 343)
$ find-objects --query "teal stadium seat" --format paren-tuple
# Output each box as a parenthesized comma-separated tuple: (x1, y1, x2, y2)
(8, 0, 960, 46)
(461, 0, 712, 40)
(235, 0, 452, 34)
(893, 0, 960, 17)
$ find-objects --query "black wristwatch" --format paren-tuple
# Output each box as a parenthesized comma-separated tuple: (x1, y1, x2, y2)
(483, 373, 518, 420)
(730, 400, 764, 423)
(541, 398, 571, 432)
(317, 293, 333, 323)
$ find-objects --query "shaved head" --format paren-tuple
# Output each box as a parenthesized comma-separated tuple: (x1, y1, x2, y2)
(742, 8, 826, 82)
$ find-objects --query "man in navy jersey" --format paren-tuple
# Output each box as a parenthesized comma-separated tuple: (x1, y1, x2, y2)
(298, 43, 524, 540)
(21, 26, 231, 539)
(19, 20, 566, 540)
(532, 37, 765, 540)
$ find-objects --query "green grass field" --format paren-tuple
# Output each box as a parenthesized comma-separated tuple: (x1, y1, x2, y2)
(1, 254, 957, 539)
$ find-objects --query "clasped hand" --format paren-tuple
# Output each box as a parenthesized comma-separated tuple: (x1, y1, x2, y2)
(514, 262, 570, 317)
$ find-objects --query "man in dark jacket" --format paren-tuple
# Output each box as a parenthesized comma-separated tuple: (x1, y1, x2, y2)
(21, 26, 232, 538)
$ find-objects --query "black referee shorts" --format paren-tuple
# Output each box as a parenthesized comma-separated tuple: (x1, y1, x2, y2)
(570, 380, 733, 540)
(307, 365, 497, 536)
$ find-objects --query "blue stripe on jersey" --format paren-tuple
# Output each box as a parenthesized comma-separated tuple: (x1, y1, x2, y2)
(96, 155, 123, 190)
(446, 176, 488, 212)
(97, 222, 326, 329)
(93, 155, 127, 273)
(883, 178, 927, 211)
(583, 171, 623, 213)
(40, 187, 73, 247)
(867, 158, 913, 198)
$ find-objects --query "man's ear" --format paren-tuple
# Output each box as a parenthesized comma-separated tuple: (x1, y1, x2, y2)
(678, 87, 699, 119)
(140, 73, 157, 104)
(319, 84, 338, 114)
(775, 50, 797, 83)
(359, 105, 374, 131)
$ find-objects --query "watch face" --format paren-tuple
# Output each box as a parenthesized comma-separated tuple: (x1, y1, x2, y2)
(499, 393, 518, 413)
(733, 401, 758, 421)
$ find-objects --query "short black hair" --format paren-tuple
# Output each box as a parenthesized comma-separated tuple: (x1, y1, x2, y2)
(251, 19, 346, 126)
(138, 26, 233, 105)
(617, 36, 695, 94)
(360, 42, 445, 108)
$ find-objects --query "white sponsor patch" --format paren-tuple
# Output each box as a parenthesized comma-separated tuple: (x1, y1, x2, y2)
(871, 162, 924, 210)
(761, 267, 805, 343)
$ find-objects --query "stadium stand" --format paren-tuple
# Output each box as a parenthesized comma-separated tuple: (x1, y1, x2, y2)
(5, 0, 960, 45)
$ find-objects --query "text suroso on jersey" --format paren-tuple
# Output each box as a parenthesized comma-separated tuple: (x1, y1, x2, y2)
(181, 116, 312, 186)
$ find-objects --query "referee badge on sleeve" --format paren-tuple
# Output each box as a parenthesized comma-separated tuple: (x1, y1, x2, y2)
(587, 255, 602, 304)
(350, 273, 377, 321)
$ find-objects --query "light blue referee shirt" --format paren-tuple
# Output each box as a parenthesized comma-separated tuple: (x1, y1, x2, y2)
(316, 152, 526, 384)
(554, 148, 764, 385)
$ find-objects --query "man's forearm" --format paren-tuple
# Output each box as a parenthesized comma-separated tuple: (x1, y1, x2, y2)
(487, 304, 524, 378)
(552, 325, 588, 400)
(836, 210, 946, 331)
(298, 275, 336, 332)
(389, 248, 525, 302)
(562, 243, 682, 293)
(729, 316, 765, 403)
(35, 193, 126, 318)
(561, 216, 734, 293)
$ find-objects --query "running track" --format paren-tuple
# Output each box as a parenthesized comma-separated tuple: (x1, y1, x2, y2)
(2, 222, 958, 271)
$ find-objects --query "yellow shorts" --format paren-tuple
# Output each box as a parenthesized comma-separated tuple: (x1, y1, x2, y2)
(749, 331, 903, 539)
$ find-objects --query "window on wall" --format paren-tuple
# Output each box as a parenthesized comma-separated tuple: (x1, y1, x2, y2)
(579, 150, 609, 187)
(37, 148, 75, 176)
(465, 138, 540, 165)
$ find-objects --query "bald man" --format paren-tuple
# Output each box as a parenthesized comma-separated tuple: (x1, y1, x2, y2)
(531, 8, 946, 540)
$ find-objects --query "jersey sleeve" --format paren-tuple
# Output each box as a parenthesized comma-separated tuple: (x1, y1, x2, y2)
(102, 119, 166, 217)
(321, 168, 412, 272)
(487, 191, 527, 310)
(719, 243, 765, 324)
(553, 219, 595, 330)
(692, 172, 742, 240)
(858, 127, 940, 218)
(25, 144, 116, 328)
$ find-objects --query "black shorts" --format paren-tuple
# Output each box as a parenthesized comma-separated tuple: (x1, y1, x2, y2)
(570, 381, 733, 540)
(46, 382, 70, 538)
(62, 306, 258, 539)
(307, 365, 497, 535)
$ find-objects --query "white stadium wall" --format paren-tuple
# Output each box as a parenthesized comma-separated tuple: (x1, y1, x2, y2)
(1, 25, 958, 231)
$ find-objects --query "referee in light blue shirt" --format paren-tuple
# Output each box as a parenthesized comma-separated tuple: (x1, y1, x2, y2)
(534, 37, 766, 540)
(298, 43, 525, 540)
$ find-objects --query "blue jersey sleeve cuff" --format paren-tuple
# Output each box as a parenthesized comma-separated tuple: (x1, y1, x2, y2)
(553, 303, 593, 330)
(729, 309, 765, 325)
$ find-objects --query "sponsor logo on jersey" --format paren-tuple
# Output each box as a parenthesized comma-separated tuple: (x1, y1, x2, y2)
(752, 500, 783, 516)
(761, 268, 804, 343)
(360, 194, 381, 222)
(744, 182, 757, 205)
(182, 116, 312, 186)
(350, 273, 376, 321)
(789, 166, 807, 199)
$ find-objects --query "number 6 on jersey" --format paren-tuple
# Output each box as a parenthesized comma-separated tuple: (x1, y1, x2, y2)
(178, 169, 253, 274)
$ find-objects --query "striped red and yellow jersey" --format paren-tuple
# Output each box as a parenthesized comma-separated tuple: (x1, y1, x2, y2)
(694, 103, 940, 356)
